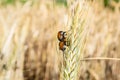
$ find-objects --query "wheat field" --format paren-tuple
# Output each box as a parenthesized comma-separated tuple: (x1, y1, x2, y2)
(0, 0, 120, 80)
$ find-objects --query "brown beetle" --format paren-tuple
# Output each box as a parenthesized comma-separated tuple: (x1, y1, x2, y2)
(59, 41, 66, 51)
(57, 31, 67, 42)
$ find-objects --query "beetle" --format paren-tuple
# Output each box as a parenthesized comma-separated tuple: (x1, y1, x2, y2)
(57, 31, 67, 42)
(59, 41, 66, 51)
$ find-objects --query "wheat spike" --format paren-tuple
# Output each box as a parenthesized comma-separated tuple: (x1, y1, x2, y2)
(60, 0, 90, 80)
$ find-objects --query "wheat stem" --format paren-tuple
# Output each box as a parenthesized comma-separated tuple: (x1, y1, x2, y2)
(81, 57, 120, 61)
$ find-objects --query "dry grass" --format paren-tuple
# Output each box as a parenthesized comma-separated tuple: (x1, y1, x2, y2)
(0, 0, 119, 80)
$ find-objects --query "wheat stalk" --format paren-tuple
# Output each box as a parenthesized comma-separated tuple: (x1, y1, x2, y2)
(60, 0, 90, 80)
(81, 57, 120, 61)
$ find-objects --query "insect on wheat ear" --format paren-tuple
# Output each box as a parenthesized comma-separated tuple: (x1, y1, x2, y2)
(57, 31, 70, 52)
(59, 41, 66, 51)
(57, 31, 65, 42)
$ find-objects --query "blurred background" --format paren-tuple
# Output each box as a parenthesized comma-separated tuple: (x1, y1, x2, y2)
(0, 0, 120, 80)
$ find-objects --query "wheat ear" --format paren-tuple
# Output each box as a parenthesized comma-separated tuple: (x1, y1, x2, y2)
(60, 0, 90, 80)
